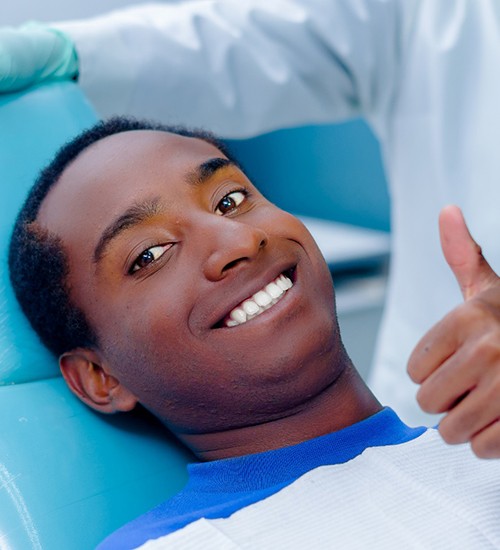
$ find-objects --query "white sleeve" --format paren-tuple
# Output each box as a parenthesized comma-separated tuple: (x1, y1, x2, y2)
(57, 0, 408, 138)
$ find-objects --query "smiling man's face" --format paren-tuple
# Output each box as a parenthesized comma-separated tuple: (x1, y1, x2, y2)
(37, 130, 342, 440)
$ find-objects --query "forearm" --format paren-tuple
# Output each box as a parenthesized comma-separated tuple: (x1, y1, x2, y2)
(0, 24, 77, 93)
(57, 0, 402, 138)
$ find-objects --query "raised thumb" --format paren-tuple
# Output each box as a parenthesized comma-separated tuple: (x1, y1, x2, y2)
(439, 205, 497, 300)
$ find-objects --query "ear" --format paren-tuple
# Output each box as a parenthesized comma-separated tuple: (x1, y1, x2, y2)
(59, 349, 138, 414)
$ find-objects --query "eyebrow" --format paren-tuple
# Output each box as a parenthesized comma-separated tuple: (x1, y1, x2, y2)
(93, 196, 164, 263)
(93, 157, 241, 264)
(185, 157, 240, 187)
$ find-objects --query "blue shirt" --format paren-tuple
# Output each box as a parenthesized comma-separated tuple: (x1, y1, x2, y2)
(98, 408, 425, 549)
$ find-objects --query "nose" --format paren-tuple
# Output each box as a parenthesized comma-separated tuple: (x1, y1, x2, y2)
(202, 218, 268, 282)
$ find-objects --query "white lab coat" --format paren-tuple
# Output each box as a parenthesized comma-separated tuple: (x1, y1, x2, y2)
(58, 0, 500, 426)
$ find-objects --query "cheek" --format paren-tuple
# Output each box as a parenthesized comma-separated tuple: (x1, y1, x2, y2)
(96, 290, 340, 434)
(99, 321, 196, 419)
(95, 287, 229, 400)
(260, 209, 330, 275)
(93, 285, 186, 373)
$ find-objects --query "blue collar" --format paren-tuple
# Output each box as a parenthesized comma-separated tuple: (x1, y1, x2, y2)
(186, 408, 426, 493)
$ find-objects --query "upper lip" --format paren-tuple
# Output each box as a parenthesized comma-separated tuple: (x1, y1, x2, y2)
(207, 261, 297, 329)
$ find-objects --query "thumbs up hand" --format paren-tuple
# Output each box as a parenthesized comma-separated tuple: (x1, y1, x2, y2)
(408, 206, 500, 458)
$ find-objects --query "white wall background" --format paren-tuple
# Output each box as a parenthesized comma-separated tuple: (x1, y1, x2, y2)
(5, 0, 180, 26)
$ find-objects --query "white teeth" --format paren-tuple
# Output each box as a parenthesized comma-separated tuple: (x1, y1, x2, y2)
(242, 300, 260, 316)
(230, 308, 247, 324)
(280, 274, 293, 289)
(253, 290, 272, 307)
(223, 272, 294, 328)
(265, 282, 283, 299)
(276, 278, 289, 291)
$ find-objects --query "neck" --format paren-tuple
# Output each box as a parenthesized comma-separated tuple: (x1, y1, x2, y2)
(180, 363, 382, 461)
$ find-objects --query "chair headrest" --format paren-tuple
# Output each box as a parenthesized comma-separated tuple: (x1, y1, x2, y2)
(0, 82, 98, 384)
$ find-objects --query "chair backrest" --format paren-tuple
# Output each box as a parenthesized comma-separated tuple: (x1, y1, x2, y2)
(225, 120, 390, 232)
(0, 83, 192, 550)
(0, 82, 390, 549)
(0, 83, 98, 384)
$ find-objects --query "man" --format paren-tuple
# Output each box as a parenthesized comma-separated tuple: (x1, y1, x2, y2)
(2, 0, 500, 427)
(8, 118, 500, 549)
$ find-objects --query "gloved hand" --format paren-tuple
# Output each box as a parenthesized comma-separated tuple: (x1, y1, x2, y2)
(0, 23, 78, 94)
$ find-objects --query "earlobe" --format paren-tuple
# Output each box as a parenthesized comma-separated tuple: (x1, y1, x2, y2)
(59, 349, 137, 414)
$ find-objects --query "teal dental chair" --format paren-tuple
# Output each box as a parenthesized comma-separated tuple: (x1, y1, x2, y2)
(0, 83, 192, 550)
(0, 82, 390, 549)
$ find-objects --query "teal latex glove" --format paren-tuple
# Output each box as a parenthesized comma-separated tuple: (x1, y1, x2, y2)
(0, 23, 78, 94)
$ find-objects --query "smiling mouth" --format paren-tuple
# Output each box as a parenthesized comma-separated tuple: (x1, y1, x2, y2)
(217, 267, 296, 328)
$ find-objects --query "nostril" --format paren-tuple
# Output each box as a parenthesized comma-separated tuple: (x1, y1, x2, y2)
(222, 257, 246, 273)
(205, 226, 268, 280)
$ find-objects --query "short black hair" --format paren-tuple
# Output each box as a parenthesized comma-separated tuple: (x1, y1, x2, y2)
(8, 116, 234, 357)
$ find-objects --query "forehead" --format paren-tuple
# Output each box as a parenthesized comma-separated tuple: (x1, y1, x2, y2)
(38, 130, 225, 229)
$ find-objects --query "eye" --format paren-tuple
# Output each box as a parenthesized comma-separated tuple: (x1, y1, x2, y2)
(215, 189, 247, 216)
(130, 244, 170, 274)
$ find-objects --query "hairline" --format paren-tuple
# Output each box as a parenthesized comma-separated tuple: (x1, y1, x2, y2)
(9, 117, 235, 357)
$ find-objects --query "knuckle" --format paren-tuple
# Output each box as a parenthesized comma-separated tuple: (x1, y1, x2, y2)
(491, 373, 500, 392)
(416, 387, 438, 413)
(453, 304, 473, 324)
(407, 358, 422, 383)
(439, 417, 466, 445)
(415, 387, 428, 410)
(470, 436, 499, 459)
(483, 373, 500, 400)
(407, 341, 434, 383)
(473, 334, 500, 363)
(468, 295, 499, 323)
(439, 426, 457, 445)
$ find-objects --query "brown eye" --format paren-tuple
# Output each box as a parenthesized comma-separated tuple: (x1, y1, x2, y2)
(215, 190, 246, 215)
(130, 244, 169, 273)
